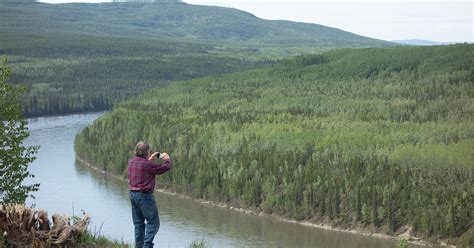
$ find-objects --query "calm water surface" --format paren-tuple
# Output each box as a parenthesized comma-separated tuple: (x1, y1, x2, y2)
(24, 112, 400, 247)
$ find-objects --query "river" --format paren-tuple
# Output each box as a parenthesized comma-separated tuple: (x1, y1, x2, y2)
(24, 112, 399, 247)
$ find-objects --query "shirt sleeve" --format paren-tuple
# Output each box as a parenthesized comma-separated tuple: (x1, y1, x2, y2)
(150, 160, 172, 175)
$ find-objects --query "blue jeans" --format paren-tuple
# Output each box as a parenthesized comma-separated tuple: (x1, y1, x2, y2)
(130, 191, 160, 248)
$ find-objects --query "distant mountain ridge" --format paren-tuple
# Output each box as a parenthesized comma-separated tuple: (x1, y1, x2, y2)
(392, 39, 459, 46)
(0, 1, 391, 47)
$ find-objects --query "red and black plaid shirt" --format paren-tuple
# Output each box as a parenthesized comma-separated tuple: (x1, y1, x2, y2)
(128, 156, 171, 192)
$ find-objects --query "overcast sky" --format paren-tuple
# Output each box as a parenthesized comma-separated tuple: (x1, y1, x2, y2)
(39, 0, 473, 43)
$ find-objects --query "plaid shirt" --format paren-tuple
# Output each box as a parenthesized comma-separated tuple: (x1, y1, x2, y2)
(128, 156, 171, 192)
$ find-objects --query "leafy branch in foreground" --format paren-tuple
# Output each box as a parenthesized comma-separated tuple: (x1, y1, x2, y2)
(0, 58, 39, 204)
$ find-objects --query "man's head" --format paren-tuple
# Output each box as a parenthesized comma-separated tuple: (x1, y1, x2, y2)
(134, 141, 150, 158)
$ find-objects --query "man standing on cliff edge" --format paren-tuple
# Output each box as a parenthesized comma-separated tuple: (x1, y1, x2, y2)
(128, 141, 171, 248)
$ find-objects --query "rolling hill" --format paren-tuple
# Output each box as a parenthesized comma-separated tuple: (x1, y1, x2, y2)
(0, 1, 393, 117)
(0, 1, 391, 47)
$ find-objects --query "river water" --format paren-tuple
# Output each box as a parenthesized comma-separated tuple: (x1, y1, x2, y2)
(24, 112, 399, 247)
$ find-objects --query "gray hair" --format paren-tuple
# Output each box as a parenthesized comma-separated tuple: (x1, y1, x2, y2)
(134, 141, 150, 158)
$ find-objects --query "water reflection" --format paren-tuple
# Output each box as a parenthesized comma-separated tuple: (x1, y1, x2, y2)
(155, 191, 396, 248)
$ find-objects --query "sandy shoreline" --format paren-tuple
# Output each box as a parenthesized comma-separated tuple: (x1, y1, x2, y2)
(76, 156, 438, 247)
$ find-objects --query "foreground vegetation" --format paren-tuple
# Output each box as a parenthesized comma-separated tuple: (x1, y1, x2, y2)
(77, 231, 128, 247)
(76, 44, 474, 244)
(0, 204, 125, 247)
(0, 59, 39, 204)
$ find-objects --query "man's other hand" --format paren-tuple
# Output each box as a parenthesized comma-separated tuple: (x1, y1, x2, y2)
(160, 152, 170, 161)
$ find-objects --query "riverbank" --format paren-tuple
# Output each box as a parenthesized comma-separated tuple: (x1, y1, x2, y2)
(76, 156, 439, 247)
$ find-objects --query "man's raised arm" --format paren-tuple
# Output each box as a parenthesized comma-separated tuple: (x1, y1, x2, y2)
(149, 152, 171, 175)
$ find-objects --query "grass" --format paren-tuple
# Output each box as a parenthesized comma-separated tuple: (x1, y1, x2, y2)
(79, 231, 209, 248)
(189, 239, 208, 248)
(78, 230, 129, 247)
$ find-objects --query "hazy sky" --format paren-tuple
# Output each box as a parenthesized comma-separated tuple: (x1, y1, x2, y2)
(39, 0, 473, 42)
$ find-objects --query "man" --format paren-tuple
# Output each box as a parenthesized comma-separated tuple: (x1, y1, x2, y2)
(128, 141, 171, 248)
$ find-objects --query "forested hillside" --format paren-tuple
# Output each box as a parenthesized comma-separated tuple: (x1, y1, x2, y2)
(2, 33, 268, 116)
(75, 44, 474, 244)
(0, 1, 392, 117)
(0, 1, 389, 47)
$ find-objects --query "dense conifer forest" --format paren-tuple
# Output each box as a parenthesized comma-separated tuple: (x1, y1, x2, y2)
(75, 44, 474, 244)
(1, 33, 272, 117)
(0, 1, 392, 117)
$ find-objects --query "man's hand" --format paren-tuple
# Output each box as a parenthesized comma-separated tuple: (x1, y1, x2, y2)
(160, 152, 170, 161)
(148, 152, 160, 161)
